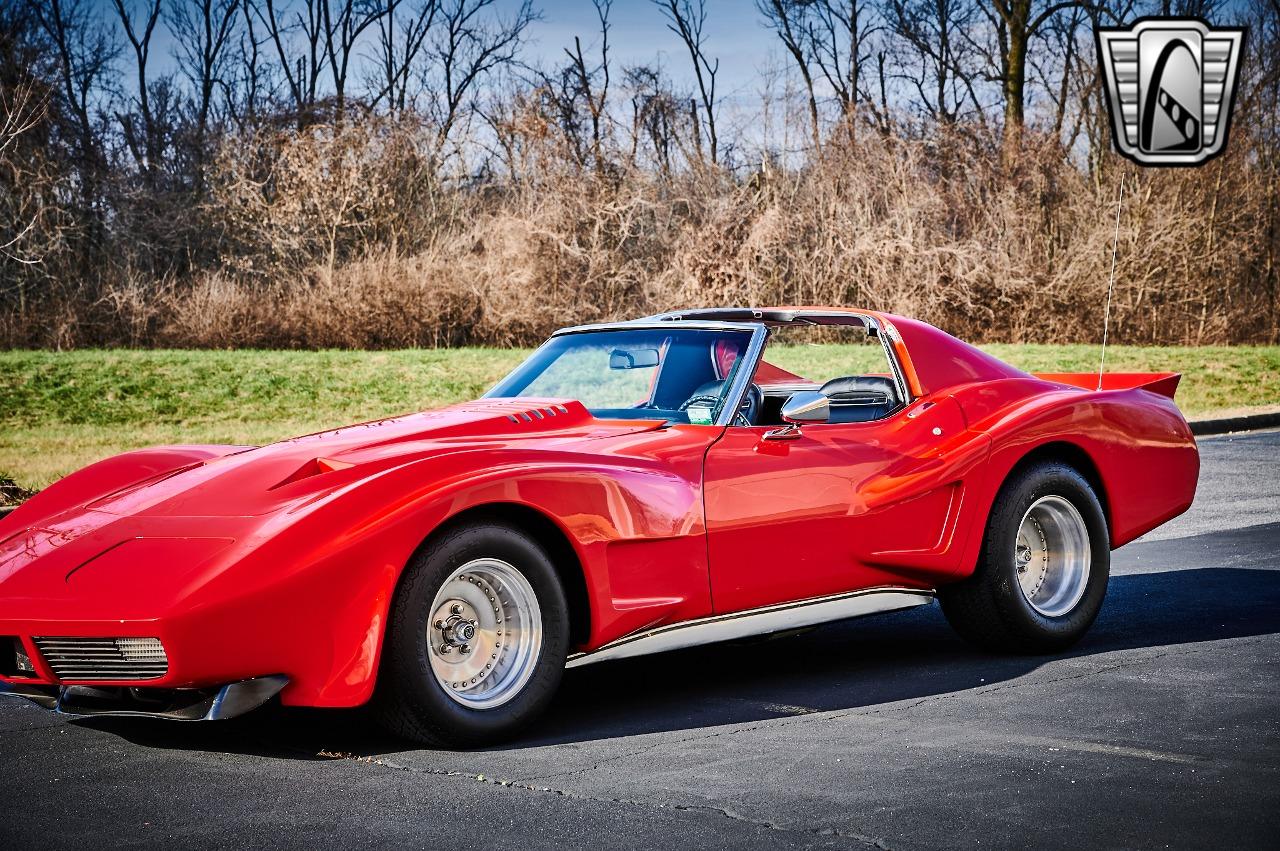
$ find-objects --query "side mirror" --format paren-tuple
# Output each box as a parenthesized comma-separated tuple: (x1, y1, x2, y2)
(764, 391, 828, 440)
(780, 391, 830, 424)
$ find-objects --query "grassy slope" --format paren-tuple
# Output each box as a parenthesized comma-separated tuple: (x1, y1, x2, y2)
(2, 345, 1277, 493)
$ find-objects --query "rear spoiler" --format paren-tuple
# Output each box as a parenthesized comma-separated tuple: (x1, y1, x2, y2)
(1033, 372, 1182, 400)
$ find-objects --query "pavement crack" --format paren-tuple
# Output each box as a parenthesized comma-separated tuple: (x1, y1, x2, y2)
(509, 637, 1275, 783)
(202, 634, 1271, 847)
(840, 660, 1130, 718)
(324, 751, 890, 848)
(514, 739, 681, 783)
(670, 803, 895, 850)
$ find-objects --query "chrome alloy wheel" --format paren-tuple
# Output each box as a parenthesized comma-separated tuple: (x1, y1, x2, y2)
(427, 558, 543, 709)
(1014, 495, 1091, 617)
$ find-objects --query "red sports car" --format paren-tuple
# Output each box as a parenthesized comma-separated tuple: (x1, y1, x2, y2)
(0, 308, 1198, 745)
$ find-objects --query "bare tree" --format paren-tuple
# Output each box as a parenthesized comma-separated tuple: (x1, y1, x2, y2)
(885, 0, 985, 125)
(1242, 0, 1280, 340)
(758, 0, 822, 149)
(978, 0, 1080, 153)
(0, 81, 49, 268)
(759, 0, 874, 145)
(370, 0, 438, 112)
(224, 0, 266, 127)
(1156, 0, 1227, 15)
(532, 0, 612, 177)
(26, 0, 117, 192)
(808, 0, 874, 131)
(653, 0, 719, 164)
(563, 0, 611, 172)
(1026, 1, 1087, 142)
(423, 0, 536, 164)
(111, 0, 165, 186)
(168, 0, 239, 184)
(258, 0, 327, 125)
(321, 0, 387, 118)
(624, 64, 681, 177)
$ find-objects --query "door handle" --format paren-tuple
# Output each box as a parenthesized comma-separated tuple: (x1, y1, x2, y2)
(907, 401, 936, 419)
(762, 424, 802, 441)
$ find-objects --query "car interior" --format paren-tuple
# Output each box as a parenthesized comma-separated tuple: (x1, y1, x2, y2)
(734, 375, 902, 427)
(489, 319, 905, 427)
(724, 323, 905, 427)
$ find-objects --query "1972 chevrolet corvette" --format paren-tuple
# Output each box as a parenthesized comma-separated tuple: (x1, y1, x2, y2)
(0, 307, 1199, 745)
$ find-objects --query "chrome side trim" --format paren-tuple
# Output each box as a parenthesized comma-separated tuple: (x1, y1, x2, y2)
(0, 675, 289, 721)
(566, 588, 934, 668)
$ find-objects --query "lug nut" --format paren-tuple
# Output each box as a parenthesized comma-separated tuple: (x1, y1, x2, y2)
(451, 603, 463, 615)
(460, 644, 471, 654)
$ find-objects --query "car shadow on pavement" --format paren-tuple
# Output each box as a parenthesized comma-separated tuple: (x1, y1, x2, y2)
(76, 524, 1280, 758)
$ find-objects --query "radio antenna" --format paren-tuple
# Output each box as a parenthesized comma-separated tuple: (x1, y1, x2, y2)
(1098, 175, 1125, 391)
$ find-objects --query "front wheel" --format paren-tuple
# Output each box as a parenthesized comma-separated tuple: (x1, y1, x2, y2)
(940, 461, 1110, 654)
(376, 521, 570, 747)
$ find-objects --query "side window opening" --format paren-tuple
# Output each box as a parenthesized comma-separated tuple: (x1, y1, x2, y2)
(750, 323, 904, 426)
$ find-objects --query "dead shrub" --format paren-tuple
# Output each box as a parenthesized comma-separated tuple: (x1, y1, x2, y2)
(3, 120, 1277, 349)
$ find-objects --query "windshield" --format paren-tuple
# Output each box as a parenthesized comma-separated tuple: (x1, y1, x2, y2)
(485, 327, 754, 423)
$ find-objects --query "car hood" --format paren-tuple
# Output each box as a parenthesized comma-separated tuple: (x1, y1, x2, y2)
(0, 399, 679, 618)
(80, 398, 666, 519)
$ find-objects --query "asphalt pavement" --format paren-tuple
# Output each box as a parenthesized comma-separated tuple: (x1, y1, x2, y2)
(2, 431, 1278, 850)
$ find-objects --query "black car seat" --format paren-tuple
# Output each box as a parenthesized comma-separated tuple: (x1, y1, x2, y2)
(818, 376, 901, 423)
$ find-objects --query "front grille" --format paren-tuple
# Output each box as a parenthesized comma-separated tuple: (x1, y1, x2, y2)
(33, 637, 168, 682)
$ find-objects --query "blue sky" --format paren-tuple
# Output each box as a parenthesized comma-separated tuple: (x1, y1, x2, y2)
(523, 0, 779, 101)
(95, 0, 1257, 103)
(92, 0, 1260, 137)
(98, 0, 784, 104)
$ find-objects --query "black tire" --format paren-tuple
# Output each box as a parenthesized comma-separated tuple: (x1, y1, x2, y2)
(375, 521, 570, 747)
(940, 461, 1109, 654)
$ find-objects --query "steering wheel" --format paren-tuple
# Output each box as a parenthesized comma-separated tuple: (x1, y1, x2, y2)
(679, 381, 762, 426)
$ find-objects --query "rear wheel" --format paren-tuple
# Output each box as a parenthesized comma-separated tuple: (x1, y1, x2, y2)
(940, 461, 1109, 653)
(376, 521, 569, 747)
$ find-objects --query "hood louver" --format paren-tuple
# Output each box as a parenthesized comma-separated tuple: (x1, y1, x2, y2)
(503, 404, 571, 425)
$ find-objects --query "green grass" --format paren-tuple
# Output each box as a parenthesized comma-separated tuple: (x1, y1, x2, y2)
(0, 349, 528, 494)
(2, 344, 1277, 494)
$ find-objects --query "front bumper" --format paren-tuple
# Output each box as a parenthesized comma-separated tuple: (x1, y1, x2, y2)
(0, 675, 288, 721)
